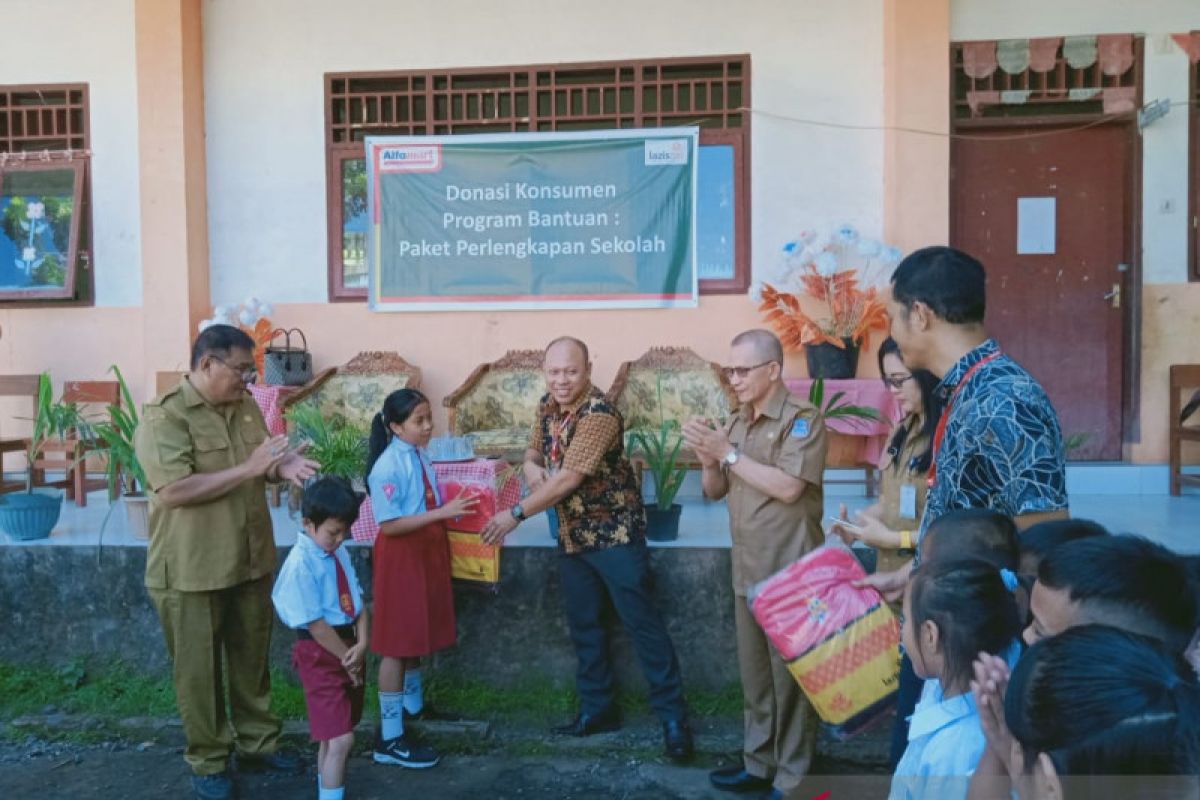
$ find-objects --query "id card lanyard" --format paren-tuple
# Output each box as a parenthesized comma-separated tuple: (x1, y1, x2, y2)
(926, 350, 1002, 490)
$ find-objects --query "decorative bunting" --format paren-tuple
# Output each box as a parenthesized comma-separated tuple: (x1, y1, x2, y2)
(997, 40, 1031, 74)
(1000, 90, 1031, 105)
(1028, 38, 1062, 72)
(1171, 32, 1200, 64)
(963, 41, 998, 79)
(1102, 86, 1137, 115)
(1063, 36, 1098, 70)
(966, 90, 1000, 116)
(1097, 34, 1134, 76)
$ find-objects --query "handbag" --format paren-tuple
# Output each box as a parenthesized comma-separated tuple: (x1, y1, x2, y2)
(263, 328, 313, 386)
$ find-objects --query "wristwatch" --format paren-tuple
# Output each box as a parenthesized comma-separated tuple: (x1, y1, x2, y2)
(722, 447, 741, 468)
(510, 503, 527, 522)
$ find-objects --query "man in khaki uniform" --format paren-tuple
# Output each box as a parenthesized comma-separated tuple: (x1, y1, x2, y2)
(683, 329, 827, 800)
(135, 325, 316, 800)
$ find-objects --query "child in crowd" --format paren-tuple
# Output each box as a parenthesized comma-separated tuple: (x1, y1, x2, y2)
(1015, 518, 1107, 583)
(271, 476, 369, 800)
(1026, 533, 1197, 655)
(919, 509, 1019, 571)
(973, 625, 1200, 800)
(889, 558, 1022, 800)
(365, 389, 476, 769)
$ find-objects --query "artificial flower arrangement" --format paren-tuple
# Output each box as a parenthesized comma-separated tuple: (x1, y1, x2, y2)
(757, 225, 902, 352)
(198, 297, 275, 379)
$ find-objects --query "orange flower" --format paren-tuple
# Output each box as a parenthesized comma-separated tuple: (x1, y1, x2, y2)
(759, 263, 889, 352)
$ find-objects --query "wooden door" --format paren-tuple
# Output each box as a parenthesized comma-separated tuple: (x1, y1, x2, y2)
(951, 123, 1132, 460)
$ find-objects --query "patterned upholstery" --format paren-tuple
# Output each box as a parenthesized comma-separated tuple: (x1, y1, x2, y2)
(281, 352, 422, 433)
(444, 350, 545, 461)
(607, 347, 737, 464)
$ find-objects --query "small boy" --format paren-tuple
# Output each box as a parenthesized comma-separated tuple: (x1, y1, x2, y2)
(272, 476, 369, 800)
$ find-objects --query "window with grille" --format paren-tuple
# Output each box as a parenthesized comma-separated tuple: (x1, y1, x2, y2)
(324, 56, 750, 300)
(0, 84, 91, 303)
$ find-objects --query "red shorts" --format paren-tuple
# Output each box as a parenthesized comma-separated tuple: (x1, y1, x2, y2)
(292, 638, 364, 741)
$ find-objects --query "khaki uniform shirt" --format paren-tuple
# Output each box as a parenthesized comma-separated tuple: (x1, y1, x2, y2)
(874, 413, 930, 576)
(135, 378, 275, 592)
(724, 383, 827, 596)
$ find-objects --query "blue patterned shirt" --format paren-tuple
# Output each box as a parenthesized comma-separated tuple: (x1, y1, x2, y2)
(918, 339, 1067, 543)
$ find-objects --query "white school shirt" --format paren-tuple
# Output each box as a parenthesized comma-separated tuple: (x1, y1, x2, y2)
(889, 639, 1022, 800)
(271, 532, 364, 629)
(368, 436, 440, 523)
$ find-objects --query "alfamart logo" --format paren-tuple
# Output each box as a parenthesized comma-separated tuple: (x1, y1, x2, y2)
(644, 138, 688, 165)
(378, 144, 442, 173)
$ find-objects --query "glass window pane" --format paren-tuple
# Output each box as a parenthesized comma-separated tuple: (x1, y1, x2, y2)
(0, 168, 76, 290)
(697, 145, 735, 280)
(341, 158, 368, 289)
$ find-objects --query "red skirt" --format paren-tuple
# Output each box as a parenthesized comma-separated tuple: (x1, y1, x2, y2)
(371, 520, 457, 658)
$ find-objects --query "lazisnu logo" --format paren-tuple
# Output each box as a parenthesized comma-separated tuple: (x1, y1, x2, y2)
(378, 144, 442, 173)
(644, 139, 688, 165)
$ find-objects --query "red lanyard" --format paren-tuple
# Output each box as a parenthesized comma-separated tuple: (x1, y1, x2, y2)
(549, 411, 574, 467)
(927, 351, 1002, 489)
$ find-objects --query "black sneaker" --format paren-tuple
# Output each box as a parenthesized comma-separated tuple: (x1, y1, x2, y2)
(237, 748, 304, 775)
(191, 772, 235, 800)
(372, 734, 440, 769)
(403, 703, 462, 722)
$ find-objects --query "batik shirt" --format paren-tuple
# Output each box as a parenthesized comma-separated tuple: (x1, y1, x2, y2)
(918, 339, 1067, 542)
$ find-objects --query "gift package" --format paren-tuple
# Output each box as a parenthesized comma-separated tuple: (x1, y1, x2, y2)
(748, 544, 901, 740)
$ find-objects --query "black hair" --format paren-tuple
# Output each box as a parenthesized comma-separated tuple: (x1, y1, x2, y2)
(1037, 534, 1198, 653)
(921, 509, 1019, 571)
(190, 324, 256, 370)
(1005, 625, 1200, 796)
(1018, 519, 1108, 566)
(301, 475, 363, 527)
(909, 557, 1021, 691)
(890, 246, 986, 325)
(364, 388, 431, 491)
(876, 336, 943, 473)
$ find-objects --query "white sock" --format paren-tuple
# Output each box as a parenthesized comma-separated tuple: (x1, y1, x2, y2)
(379, 691, 405, 740)
(403, 669, 424, 715)
(318, 786, 344, 800)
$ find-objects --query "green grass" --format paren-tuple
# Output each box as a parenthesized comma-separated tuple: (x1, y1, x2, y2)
(0, 659, 742, 725)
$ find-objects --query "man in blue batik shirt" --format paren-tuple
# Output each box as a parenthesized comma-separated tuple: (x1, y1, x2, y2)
(860, 245, 1069, 600)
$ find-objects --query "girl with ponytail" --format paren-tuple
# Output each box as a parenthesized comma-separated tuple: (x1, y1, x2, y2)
(364, 389, 476, 770)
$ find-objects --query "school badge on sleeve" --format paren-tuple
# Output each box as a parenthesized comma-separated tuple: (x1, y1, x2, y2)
(791, 418, 810, 438)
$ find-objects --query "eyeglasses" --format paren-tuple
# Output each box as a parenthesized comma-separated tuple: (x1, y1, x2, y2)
(883, 374, 914, 390)
(722, 361, 776, 380)
(211, 355, 257, 384)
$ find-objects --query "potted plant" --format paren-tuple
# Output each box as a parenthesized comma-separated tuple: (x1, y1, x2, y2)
(808, 378, 884, 467)
(629, 419, 688, 542)
(93, 365, 150, 539)
(283, 401, 368, 513)
(758, 225, 901, 379)
(0, 373, 93, 541)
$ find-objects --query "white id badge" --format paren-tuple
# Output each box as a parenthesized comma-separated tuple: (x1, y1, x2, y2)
(899, 484, 918, 520)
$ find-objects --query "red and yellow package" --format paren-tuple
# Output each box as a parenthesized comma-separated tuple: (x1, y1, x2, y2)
(447, 529, 501, 587)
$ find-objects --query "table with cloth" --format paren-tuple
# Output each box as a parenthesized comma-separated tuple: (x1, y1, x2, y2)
(248, 383, 299, 436)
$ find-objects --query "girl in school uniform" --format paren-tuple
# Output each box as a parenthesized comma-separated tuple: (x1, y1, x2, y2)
(889, 558, 1022, 800)
(365, 389, 476, 770)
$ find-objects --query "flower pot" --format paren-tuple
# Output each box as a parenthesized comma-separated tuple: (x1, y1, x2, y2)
(805, 338, 860, 379)
(0, 490, 64, 541)
(645, 504, 682, 542)
(123, 493, 150, 540)
(825, 431, 864, 467)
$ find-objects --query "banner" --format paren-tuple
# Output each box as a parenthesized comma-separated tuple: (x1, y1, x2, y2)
(365, 129, 698, 311)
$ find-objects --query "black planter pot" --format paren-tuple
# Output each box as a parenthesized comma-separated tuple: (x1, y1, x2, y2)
(805, 338, 860, 379)
(645, 504, 682, 541)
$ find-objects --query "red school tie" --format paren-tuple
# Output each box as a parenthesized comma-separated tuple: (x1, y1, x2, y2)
(333, 555, 355, 617)
(420, 462, 438, 511)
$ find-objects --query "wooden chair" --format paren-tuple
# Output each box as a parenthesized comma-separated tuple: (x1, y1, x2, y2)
(443, 350, 545, 462)
(1169, 364, 1200, 496)
(0, 375, 40, 495)
(30, 380, 121, 507)
(606, 346, 737, 467)
(279, 352, 422, 434)
(156, 370, 189, 396)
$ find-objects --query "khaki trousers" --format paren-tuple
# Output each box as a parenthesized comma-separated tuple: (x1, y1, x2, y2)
(734, 595, 817, 794)
(148, 575, 281, 775)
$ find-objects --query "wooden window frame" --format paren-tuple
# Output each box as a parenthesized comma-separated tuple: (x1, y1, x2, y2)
(0, 82, 92, 306)
(324, 56, 751, 302)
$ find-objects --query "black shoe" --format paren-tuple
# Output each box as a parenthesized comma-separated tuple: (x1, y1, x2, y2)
(236, 748, 303, 775)
(191, 772, 235, 800)
(709, 767, 772, 794)
(373, 734, 440, 769)
(403, 703, 461, 722)
(551, 707, 621, 737)
(663, 719, 694, 761)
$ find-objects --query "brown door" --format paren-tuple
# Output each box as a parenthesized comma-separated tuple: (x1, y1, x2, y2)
(951, 123, 1132, 460)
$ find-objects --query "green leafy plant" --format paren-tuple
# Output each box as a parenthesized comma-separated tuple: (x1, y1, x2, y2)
(24, 372, 96, 492)
(284, 401, 368, 482)
(807, 378, 883, 429)
(92, 365, 146, 497)
(629, 421, 688, 512)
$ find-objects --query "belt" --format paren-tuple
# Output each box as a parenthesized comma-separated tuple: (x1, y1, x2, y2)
(296, 623, 356, 641)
